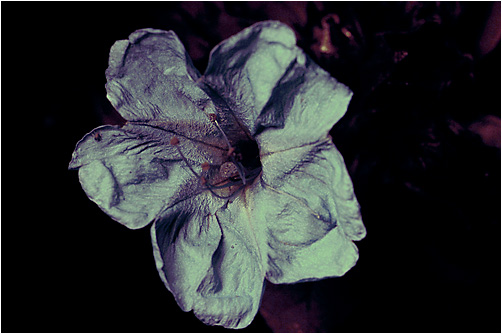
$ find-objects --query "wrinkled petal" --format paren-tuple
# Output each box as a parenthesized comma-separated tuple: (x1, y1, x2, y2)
(254, 53, 352, 154)
(268, 225, 359, 284)
(203, 21, 300, 136)
(69, 124, 226, 229)
(152, 185, 265, 329)
(106, 28, 218, 124)
(203, 20, 352, 145)
(257, 141, 365, 283)
(151, 200, 222, 311)
(261, 140, 365, 241)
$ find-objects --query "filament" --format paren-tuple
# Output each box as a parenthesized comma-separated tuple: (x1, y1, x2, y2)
(171, 136, 250, 201)
(213, 119, 233, 151)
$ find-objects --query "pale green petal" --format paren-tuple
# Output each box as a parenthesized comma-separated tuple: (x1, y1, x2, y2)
(260, 140, 365, 241)
(151, 200, 222, 311)
(255, 58, 352, 154)
(267, 225, 359, 284)
(106, 28, 218, 123)
(203, 20, 352, 145)
(152, 186, 265, 329)
(203, 21, 300, 135)
(256, 141, 365, 283)
(69, 124, 226, 229)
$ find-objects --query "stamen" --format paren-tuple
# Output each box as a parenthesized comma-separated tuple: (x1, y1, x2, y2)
(209, 179, 245, 190)
(207, 112, 250, 185)
(230, 156, 247, 185)
(170, 136, 200, 178)
(170, 135, 246, 200)
(207, 184, 246, 200)
(214, 119, 233, 151)
(207, 113, 234, 152)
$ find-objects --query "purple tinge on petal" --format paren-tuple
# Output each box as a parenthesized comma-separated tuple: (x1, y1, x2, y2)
(68, 125, 207, 229)
(151, 192, 265, 329)
(105, 28, 214, 124)
(203, 21, 300, 136)
(202, 20, 353, 146)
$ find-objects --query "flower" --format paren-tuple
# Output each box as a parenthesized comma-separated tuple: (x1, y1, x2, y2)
(69, 20, 366, 329)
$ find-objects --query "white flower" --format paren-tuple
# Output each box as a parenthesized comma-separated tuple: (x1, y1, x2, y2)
(69, 20, 366, 329)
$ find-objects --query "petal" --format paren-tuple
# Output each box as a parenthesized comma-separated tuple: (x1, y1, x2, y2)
(203, 20, 352, 145)
(203, 21, 300, 135)
(69, 124, 226, 229)
(151, 201, 222, 311)
(152, 188, 265, 329)
(255, 57, 353, 154)
(256, 140, 365, 283)
(267, 226, 359, 284)
(106, 28, 217, 123)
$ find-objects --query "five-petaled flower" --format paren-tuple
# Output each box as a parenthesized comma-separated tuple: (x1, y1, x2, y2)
(69, 21, 366, 329)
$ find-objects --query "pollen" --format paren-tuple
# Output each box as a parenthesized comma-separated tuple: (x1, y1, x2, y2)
(219, 162, 239, 179)
(170, 136, 180, 146)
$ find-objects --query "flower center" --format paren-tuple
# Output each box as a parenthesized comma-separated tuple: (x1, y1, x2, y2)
(203, 135, 261, 199)
(234, 139, 262, 171)
(205, 111, 262, 187)
(170, 117, 262, 200)
(210, 112, 263, 197)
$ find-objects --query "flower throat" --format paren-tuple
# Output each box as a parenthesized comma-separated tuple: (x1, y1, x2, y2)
(170, 112, 262, 200)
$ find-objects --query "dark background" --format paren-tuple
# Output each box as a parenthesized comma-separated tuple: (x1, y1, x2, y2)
(2, 2, 500, 332)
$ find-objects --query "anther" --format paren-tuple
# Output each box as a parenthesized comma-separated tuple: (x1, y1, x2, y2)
(208, 113, 218, 122)
(219, 162, 239, 179)
(201, 162, 210, 171)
